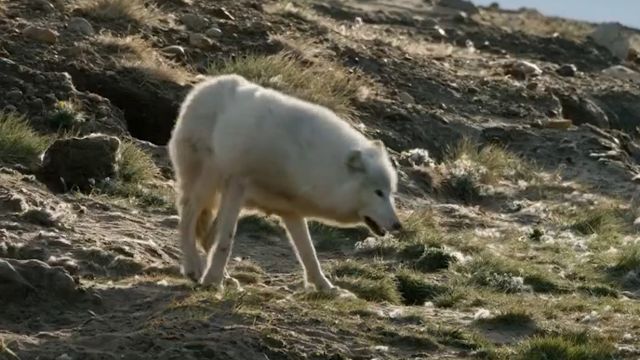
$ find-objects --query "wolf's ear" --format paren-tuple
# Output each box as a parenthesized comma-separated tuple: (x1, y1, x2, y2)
(346, 150, 366, 173)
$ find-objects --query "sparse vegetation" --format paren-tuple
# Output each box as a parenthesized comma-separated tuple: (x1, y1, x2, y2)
(117, 140, 159, 183)
(95, 34, 190, 83)
(395, 269, 450, 306)
(0, 112, 50, 168)
(47, 100, 86, 131)
(208, 52, 364, 118)
(77, 0, 162, 24)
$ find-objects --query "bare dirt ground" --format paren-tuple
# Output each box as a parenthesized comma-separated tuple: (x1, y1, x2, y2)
(2, 0, 640, 359)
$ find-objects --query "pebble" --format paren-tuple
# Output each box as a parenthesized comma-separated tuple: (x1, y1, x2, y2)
(32, 0, 55, 12)
(506, 60, 542, 80)
(556, 64, 577, 77)
(205, 27, 223, 38)
(543, 119, 572, 130)
(189, 33, 213, 49)
(6, 89, 23, 103)
(23, 26, 58, 44)
(181, 13, 208, 31)
(398, 91, 415, 104)
(68, 17, 94, 35)
(161, 45, 186, 58)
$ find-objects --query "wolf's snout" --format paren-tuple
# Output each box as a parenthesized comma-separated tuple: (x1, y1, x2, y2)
(391, 222, 403, 232)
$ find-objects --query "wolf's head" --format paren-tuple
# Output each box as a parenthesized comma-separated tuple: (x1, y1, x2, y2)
(346, 139, 402, 236)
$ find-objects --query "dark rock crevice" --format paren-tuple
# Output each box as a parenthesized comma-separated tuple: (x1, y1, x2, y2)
(67, 67, 189, 145)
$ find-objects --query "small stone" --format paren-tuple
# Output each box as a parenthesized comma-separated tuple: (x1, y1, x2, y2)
(543, 119, 572, 129)
(189, 33, 213, 49)
(181, 13, 208, 31)
(602, 65, 640, 83)
(22, 208, 59, 228)
(6, 89, 23, 103)
(160, 215, 180, 228)
(205, 27, 223, 38)
(22, 26, 58, 44)
(161, 45, 186, 58)
(398, 91, 415, 104)
(506, 60, 542, 80)
(556, 64, 577, 77)
(3, 105, 17, 113)
(436, 0, 479, 14)
(454, 11, 469, 22)
(557, 94, 609, 129)
(211, 7, 235, 20)
(633, 217, 640, 231)
(68, 17, 94, 35)
(32, 0, 55, 12)
(0, 193, 28, 213)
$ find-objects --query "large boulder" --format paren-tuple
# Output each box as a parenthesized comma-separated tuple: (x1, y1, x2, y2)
(39, 134, 121, 192)
(557, 93, 609, 129)
(588, 22, 631, 60)
(0, 258, 79, 301)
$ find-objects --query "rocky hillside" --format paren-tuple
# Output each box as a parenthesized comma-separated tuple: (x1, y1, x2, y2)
(1, 0, 640, 359)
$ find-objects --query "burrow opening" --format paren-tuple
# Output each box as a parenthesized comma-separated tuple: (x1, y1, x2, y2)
(69, 68, 185, 145)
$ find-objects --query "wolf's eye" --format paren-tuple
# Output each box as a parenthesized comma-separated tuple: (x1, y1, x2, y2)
(375, 190, 384, 197)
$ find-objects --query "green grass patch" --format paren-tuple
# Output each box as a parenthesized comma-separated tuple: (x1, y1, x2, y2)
(0, 112, 51, 168)
(118, 140, 159, 183)
(47, 100, 86, 131)
(515, 331, 616, 360)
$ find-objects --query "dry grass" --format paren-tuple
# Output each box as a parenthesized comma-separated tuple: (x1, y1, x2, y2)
(208, 52, 364, 118)
(95, 34, 190, 84)
(479, 8, 594, 41)
(0, 112, 51, 168)
(77, 0, 162, 25)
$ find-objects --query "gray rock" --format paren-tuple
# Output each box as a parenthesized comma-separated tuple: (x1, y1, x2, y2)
(0, 192, 28, 213)
(68, 17, 94, 35)
(205, 27, 223, 38)
(558, 94, 609, 129)
(6, 89, 23, 103)
(22, 26, 58, 44)
(436, 0, 478, 14)
(31, 0, 55, 12)
(588, 22, 631, 60)
(556, 64, 577, 77)
(161, 45, 186, 58)
(39, 134, 121, 192)
(181, 13, 208, 31)
(189, 33, 214, 49)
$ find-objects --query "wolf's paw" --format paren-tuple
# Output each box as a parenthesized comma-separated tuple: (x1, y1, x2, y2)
(319, 286, 357, 300)
(224, 275, 244, 292)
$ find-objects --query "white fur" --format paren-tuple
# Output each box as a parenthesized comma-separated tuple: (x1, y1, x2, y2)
(168, 74, 401, 292)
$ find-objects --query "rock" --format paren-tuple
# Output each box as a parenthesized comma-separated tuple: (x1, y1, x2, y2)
(211, 7, 235, 20)
(68, 17, 94, 35)
(602, 65, 640, 84)
(0, 259, 35, 300)
(22, 208, 60, 227)
(435, 0, 478, 14)
(543, 119, 572, 130)
(505, 60, 542, 80)
(0, 191, 28, 213)
(633, 217, 640, 231)
(6, 89, 23, 103)
(161, 45, 186, 58)
(558, 94, 609, 129)
(556, 64, 577, 77)
(0, 258, 80, 301)
(160, 215, 180, 228)
(189, 33, 214, 49)
(22, 26, 58, 44)
(205, 27, 223, 38)
(398, 91, 415, 104)
(31, 0, 55, 12)
(39, 134, 121, 192)
(180, 13, 208, 31)
(588, 22, 631, 60)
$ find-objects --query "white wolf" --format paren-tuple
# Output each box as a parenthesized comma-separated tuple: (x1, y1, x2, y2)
(168, 74, 402, 293)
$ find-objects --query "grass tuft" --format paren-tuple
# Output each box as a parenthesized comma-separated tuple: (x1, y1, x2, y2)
(95, 34, 190, 83)
(47, 100, 86, 131)
(118, 140, 159, 183)
(78, 0, 162, 24)
(0, 112, 50, 168)
(515, 331, 616, 360)
(208, 52, 364, 118)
